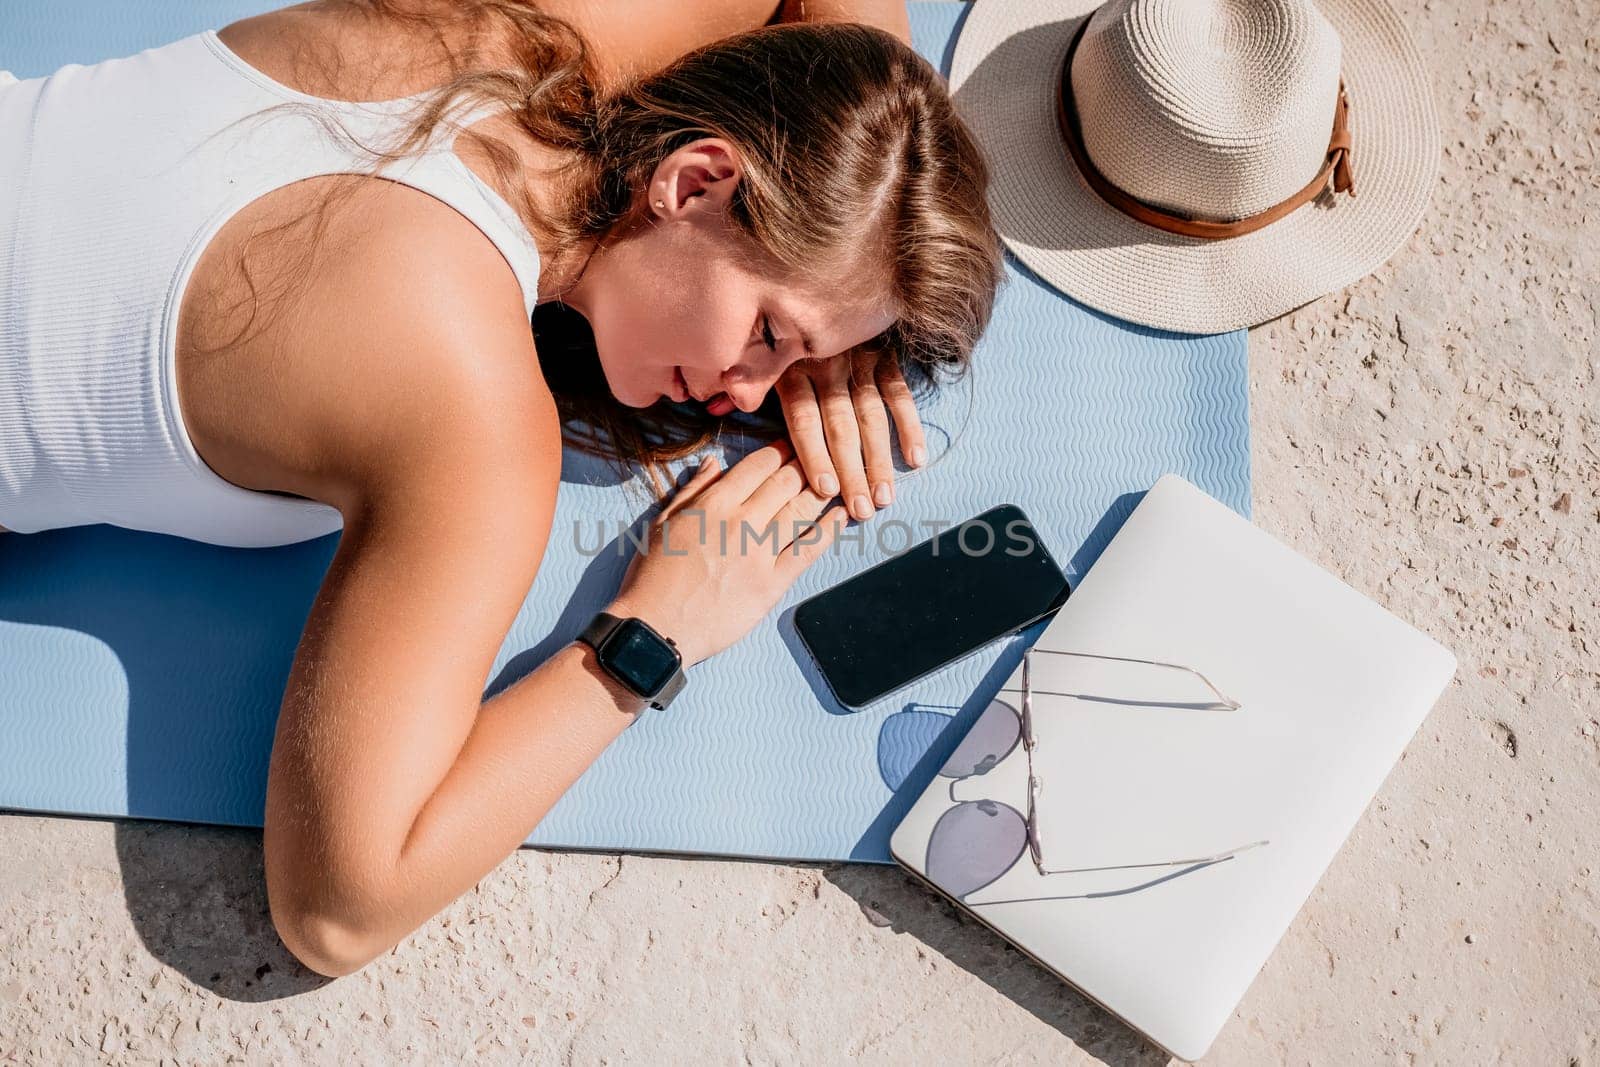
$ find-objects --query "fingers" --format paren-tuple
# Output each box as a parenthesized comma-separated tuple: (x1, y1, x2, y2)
(744, 455, 807, 527)
(763, 479, 831, 565)
(656, 453, 721, 524)
(850, 355, 896, 509)
(768, 476, 830, 537)
(876, 357, 927, 469)
(775, 369, 839, 499)
(814, 358, 873, 520)
(775, 503, 849, 584)
(708, 437, 794, 505)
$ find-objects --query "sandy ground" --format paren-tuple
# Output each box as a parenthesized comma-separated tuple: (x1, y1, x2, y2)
(2, 0, 1596, 1062)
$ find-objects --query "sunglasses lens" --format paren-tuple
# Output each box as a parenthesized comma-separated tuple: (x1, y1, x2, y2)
(938, 699, 1021, 779)
(925, 799, 1029, 898)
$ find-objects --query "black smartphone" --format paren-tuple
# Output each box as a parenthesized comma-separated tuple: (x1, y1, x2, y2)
(792, 503, 1071, 708)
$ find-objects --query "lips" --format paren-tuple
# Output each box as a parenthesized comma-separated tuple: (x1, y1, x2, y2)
(674, 366, 712, 403)
(672, 366, 736, 414)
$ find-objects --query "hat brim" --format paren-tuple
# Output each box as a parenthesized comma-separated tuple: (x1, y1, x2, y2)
(949, 0, 1440, 334)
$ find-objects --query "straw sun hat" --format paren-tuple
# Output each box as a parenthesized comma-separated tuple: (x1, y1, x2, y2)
(950, 0, 1439, 334)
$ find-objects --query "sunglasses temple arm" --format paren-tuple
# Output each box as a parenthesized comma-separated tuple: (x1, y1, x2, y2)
(959, 841, 1273, 908)
(1020, 648, 1242, 710)
(1035, 839, 1271, 876)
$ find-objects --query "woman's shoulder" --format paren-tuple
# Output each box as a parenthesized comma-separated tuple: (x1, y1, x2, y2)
(216, 0, 783, 98)
(531, 0, 794, 85)
(182, 174, 562, 527)
(302, 181, 562, 508)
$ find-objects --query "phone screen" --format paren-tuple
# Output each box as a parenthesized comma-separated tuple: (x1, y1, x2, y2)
(793, 504, 1071, 708)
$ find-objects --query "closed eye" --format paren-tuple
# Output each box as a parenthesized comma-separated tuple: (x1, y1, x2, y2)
(759, 314, 778, 352)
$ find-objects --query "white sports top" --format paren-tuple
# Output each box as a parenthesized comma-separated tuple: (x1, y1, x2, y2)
(0, 30, 543, 547)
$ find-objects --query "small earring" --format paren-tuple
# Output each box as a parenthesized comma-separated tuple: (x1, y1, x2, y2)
(653, 199, 665, 209)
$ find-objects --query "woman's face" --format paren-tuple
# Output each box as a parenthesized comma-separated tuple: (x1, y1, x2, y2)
(561, 139, 898, 415)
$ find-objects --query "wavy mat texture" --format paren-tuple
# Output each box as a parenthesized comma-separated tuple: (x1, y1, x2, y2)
(0, 1, 1249, 863)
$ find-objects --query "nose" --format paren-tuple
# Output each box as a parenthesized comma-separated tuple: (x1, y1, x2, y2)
(721, 354, 795, 413)
(723, 376, 770, 414)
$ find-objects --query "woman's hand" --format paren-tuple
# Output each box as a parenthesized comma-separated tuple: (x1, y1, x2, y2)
(607, 439, 848, 668)
(774, 347, 928, 522)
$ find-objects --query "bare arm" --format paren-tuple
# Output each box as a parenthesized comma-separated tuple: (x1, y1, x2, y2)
(773, 0, 911, 43)
(534, 0, 911, 89)
(267, 470, 657, 974)
(258, 204, 638, 972)
(272, 434, 841, 975)
(263, 190, 845, 976)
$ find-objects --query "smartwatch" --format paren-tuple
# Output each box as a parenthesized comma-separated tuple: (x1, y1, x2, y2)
(576, 611, 687, 711)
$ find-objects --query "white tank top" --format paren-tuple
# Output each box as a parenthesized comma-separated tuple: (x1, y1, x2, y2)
(0, 30, 544, 547)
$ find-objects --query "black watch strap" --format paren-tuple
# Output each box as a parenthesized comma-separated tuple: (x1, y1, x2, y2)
(577, 610, 623, 651)
(576, 611, 687, 712)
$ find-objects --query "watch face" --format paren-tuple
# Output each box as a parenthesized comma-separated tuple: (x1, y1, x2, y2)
(602, 618, 680, 696)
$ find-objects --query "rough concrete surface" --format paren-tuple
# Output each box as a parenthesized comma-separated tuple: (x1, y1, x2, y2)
(2, 0, 1596, 1062)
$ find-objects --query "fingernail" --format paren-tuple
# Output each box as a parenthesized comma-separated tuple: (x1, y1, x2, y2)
(850, 494, 872, 518)
(873, 482, 892, 507)
(819, 473, 839, 496)
(909, 445, 927, 467)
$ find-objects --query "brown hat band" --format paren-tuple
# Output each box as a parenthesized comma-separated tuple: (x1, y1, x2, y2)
(1054, 15, 1356, 241)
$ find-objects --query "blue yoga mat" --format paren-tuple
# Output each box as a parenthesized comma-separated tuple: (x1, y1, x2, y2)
(0, 2, 1249, 863)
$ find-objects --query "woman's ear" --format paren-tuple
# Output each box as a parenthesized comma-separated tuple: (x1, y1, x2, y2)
(646, 138, 742, 220)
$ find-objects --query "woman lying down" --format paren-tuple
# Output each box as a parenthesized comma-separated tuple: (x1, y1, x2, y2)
(0, 0, 1002, 974)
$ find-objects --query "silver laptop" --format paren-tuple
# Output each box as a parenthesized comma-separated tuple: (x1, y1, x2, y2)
(890, 474, 1455, 1061)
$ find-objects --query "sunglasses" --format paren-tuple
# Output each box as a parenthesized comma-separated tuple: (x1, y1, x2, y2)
(925, 648, 1268, 902)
